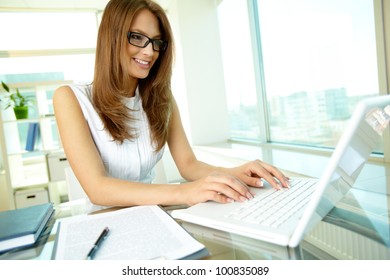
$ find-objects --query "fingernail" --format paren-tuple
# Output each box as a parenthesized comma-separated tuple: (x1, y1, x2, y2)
(246, 191, 254, 199)
(240, 196, 248, 202)
(227, 198, 234, 203)
(257, 180, 264, 187)
(277, 183, 282, 190)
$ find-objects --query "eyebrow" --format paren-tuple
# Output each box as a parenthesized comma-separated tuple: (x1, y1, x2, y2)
(130, 29, 162, 39)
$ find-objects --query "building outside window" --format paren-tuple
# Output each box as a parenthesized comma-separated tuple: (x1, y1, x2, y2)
(0, 3, 384, 155)
(218, 0, 382, 153)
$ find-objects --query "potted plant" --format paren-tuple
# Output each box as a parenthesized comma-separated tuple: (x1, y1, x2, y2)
(1, 81, 33, 119)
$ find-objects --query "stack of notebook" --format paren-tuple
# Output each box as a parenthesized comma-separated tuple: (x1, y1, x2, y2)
(0, 203, 55, 254)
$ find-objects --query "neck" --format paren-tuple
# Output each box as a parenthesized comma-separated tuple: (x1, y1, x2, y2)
(121, 78, 138, 98)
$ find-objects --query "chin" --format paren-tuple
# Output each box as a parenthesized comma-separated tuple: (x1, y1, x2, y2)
(129, 71, 150, 80)
(138, 73, 150, 79)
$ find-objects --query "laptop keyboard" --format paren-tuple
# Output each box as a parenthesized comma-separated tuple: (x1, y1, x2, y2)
(224, 178, 317, 228)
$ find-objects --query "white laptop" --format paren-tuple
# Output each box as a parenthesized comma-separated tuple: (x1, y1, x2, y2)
(172, 95, 390, 248)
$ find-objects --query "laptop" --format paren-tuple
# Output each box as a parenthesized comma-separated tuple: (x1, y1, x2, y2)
(172, 95, 390, 248)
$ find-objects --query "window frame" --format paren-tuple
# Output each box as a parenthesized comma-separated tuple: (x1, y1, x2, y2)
(0, 8, 101, 73)
(245, 0, 390, 163)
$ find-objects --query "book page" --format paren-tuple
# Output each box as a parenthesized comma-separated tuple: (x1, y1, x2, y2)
(53, 206, 205, 260)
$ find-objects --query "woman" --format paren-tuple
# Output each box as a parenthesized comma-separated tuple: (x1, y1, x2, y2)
(54, 0, 289, 207)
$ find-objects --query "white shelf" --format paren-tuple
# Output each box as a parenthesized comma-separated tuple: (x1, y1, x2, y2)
(2, 118, 40, 124)
(0, 80, 71, 209)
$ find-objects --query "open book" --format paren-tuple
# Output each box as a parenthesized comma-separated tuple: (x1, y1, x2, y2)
(52, 205, 207, 260)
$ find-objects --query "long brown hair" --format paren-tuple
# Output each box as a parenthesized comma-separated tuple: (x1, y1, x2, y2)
(92, 0, 174, 151)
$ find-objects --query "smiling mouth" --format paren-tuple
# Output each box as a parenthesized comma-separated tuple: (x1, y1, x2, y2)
(134, 58, 150, 66)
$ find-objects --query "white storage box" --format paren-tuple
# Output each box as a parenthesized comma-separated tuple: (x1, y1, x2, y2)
(47, 152, 69, 181)
(14, 188, 49, 209)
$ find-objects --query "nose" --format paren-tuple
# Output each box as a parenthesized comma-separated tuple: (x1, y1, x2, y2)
(141, 41, 154, 56)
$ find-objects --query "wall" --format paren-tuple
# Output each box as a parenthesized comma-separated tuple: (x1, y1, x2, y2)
(0, 171, 13, 212)
(167, 0, 230, 145)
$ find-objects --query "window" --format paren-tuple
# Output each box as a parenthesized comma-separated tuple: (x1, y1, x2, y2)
(218, 0, 382, 152)
(0, 11, 98, 165)
(0, 12, 97, 50)
(218, 0, 260, 141)
(0, 12, 98, 83)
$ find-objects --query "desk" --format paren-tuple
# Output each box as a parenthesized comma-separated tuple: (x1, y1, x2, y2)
(1, 163, 390, 260)
(179, 186, 390, 260)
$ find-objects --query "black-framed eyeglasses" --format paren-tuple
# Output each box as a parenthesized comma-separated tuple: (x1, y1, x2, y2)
(127, 32, 168, 52)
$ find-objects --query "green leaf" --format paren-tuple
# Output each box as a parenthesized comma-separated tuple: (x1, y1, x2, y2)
(1, 81, 10, 93)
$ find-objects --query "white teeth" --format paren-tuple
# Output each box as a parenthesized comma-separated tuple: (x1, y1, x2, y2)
(135, 58, 149, 65)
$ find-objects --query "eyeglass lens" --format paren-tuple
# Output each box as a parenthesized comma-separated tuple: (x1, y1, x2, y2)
(127, 32, 167, 52)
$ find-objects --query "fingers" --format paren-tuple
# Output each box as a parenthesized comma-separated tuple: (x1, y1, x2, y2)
(185, 160, 290, 205)
(252, 160, 290, 190)
(238, 160, 289, 190)
(205, 173, 253, 202)
(207, 191, 234, 204)
(244, 175, 264, 188)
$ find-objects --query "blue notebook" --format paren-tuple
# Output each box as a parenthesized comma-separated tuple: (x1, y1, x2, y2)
(25, 122, 39, 151)
(0, 203, 54, 253)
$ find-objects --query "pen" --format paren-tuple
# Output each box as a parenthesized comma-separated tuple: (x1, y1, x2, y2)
(86, 226, 110, 260)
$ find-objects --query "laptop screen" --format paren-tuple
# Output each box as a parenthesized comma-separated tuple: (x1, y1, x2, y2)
(297, 95, 390, 247)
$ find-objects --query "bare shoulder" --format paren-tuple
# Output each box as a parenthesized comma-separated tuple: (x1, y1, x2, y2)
(53, 85, 83, 121)
(170, 95, 180, 116)
(53, 85, 81, 110)
(53, 85, 74, 100)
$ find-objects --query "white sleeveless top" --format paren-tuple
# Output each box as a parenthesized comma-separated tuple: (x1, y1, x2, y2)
(70, 83, 164, 183)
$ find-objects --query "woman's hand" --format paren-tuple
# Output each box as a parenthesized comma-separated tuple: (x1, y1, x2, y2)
(227, 160, 290, 190)
(180, 171, 254, 205)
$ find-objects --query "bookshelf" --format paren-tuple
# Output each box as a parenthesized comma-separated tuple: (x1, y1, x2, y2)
(0, 81, 71, 210)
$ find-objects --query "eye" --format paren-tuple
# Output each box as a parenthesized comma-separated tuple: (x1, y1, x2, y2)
(130, 33, 143, 42)
(154, 40, 164, 47)
(154, 40, 167, 51)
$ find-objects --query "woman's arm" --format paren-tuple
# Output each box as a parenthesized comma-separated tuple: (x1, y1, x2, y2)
(54, 87, 251, 206)
(167, 98, 290, 197)
(54, 86, 186, 206)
